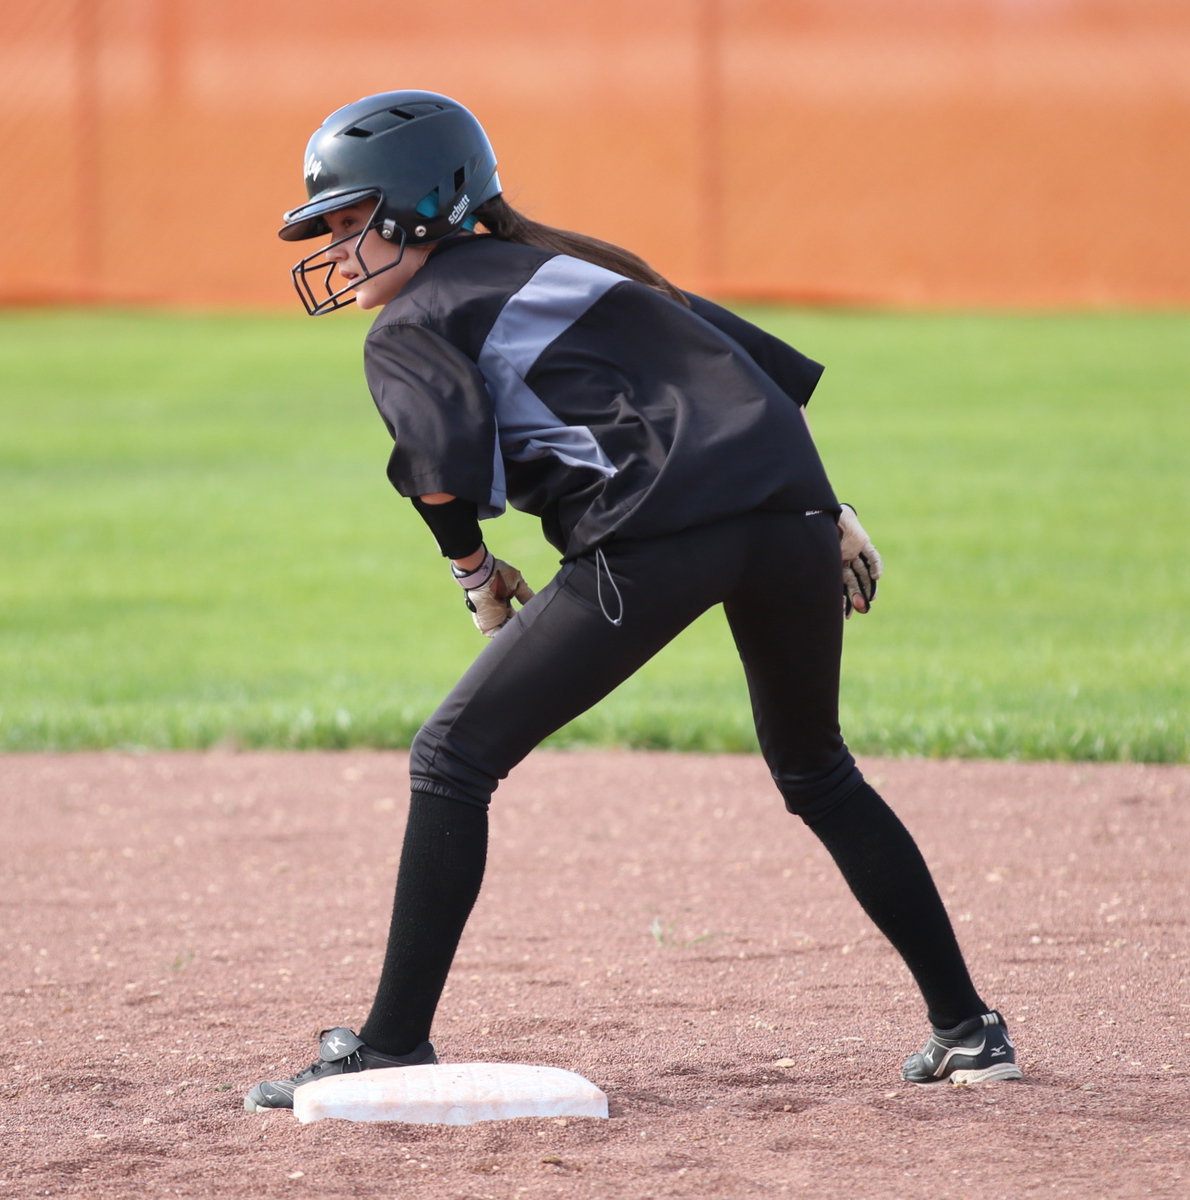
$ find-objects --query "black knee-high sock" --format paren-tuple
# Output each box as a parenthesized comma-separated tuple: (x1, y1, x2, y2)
(359, 791, 488, 1056)
(807, 781, 985, 1030)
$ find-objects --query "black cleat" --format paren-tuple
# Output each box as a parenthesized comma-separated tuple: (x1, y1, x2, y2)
(903, 1010, 1023, 1085)
(244, 1027, 437, 1111)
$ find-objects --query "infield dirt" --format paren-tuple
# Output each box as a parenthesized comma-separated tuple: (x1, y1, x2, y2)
(3, 751, 1186, 1199)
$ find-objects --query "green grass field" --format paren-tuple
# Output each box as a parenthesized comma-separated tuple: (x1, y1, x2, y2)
(1, 307, 1185, 761)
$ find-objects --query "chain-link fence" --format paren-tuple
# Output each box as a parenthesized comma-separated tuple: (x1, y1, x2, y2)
(2, 0, 1187, 307)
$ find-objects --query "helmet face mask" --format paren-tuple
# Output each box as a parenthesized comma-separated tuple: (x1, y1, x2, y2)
(289, 195, 410, 316)
(280, 91, 501, 315)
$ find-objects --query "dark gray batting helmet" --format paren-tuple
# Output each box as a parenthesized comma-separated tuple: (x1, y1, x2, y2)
(279, 90, 501, 245)
(279, 90, 501, 314)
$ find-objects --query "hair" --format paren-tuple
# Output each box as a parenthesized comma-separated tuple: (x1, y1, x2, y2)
(472, 195, 690, 307)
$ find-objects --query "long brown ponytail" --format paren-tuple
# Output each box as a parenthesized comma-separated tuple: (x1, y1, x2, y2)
(472, 196, 690, 307)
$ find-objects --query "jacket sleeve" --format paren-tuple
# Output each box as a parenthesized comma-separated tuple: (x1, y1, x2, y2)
(682, 292, 825, 408)
(363, 322, 506, 517)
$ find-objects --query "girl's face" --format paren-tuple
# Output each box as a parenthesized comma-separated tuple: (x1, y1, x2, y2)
(323, 201, 431, 310)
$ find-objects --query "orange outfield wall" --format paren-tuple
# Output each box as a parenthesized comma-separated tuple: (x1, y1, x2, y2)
(2, 0, 1188, 310)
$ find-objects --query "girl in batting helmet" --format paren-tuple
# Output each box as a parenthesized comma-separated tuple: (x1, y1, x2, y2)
(246, 90, 1020, 1111)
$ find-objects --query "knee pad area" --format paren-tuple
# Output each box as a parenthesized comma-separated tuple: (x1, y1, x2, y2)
(777, 755, 866, 825)
(408, 724, 496, 811)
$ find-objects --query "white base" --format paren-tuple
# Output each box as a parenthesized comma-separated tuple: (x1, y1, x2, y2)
(292, 1062, 609, 1125)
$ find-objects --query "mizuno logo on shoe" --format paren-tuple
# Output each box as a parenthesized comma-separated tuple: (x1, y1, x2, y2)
(991, 1046, 1007, 1057)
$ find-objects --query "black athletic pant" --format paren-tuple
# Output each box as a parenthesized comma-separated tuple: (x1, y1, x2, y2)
(360, 511, 984, 1054)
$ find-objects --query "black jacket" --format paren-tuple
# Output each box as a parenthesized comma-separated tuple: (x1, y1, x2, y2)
(363, 235, 838, 558)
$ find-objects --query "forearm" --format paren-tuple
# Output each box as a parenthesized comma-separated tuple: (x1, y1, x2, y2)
(414, 492, 535, 637)
(452, 547, 487, 571)
(412, 494, 484, 566)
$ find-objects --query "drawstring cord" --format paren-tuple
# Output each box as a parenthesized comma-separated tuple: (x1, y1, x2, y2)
(589, 513, 829, 630)
(594, 547, 624, 626)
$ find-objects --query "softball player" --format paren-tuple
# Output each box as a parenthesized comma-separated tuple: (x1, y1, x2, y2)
(245, 91, 1020, 1110)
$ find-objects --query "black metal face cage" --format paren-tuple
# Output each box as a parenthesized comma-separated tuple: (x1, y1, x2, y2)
(290, 199, 409, 316)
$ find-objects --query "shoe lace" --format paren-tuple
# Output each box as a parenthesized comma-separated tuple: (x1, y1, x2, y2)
(291, 1050, 362, 1085)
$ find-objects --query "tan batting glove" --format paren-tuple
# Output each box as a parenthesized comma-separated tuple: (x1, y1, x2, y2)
(837, 503, 883, 619)
(451, 548, 535, 637)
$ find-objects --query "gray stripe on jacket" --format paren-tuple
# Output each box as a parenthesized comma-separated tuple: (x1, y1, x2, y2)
(477, 255, 621, 509)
